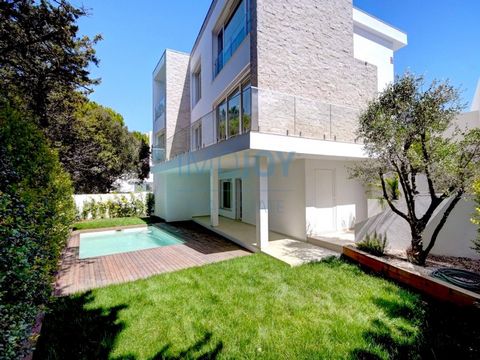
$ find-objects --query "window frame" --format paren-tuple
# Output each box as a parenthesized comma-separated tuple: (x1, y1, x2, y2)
(192, 122, 202, 150)
(213, 0, 250, 78)
(192, 63, 202, 106)
(219, 179, 232, 210)
(215, 77, 252, 142)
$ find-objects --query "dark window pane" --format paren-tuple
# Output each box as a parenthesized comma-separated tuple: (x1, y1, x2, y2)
(216, 101, 227, 141)
(227, 91, 240, 138)
(222, 181, 231, 209)
(242, 85, 251, 133)
(214, 0, 249, 77)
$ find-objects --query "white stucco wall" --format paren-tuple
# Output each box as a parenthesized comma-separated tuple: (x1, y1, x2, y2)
(305, 159, 368, 236)
(358, 196, 480, 260)
(353, 29, 394, 91)
(153, 173, 168, 219)
(154, 171, 210, 222)
(268, 159, 307, 240)
(218, 159, 307, 240)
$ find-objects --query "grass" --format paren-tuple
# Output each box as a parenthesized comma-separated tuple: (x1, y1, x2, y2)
(35, 254, 480, 359)
(72, 216, 158, 231)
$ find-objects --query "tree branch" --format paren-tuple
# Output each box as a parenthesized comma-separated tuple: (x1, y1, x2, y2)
(423, 190, 464, 257)
(380, 172, 410, 223)
(420, 133, 438, 201)
(391, 158, 416, 221)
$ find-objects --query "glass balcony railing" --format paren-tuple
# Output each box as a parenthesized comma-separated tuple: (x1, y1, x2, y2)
(154, 98, 165, 120)
(213, 19, 250, 78)
(151, 146, 166, 163)
(250, 87, 362, 144)
(152, 87, 362, 164)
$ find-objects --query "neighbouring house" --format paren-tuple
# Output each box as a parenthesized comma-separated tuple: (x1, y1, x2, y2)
(151, 0, 407, 252)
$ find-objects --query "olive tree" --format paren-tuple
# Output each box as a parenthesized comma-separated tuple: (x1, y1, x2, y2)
(352, 74, 480, 265)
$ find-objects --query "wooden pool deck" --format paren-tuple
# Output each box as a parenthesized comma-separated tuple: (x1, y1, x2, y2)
(55, 221, 251, 296)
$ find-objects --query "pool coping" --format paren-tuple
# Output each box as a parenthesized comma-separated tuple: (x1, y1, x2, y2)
(71, 223, 152, 235)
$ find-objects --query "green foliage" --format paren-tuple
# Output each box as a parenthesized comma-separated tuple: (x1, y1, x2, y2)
(0, 0, 100, 126)
(34, 254, 433, 359)
(357, 232, 389, 256)
(471, 180, 480, 254)
(146, 193, 155, 216)
(80, 194, 152, 220)
(0, 1, 149, 195)
(0, 103, 75, 358)
(63, 101, 150, 193)
(351, 74, 480, 265)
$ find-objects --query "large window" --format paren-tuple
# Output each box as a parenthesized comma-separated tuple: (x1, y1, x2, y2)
(192, 65, 202, 105)
(216, 80, 251, 141)
(241, 81, 251, 133)
(216, 100, 227, 141)
(214, 0, 250, 77)
(220, 179, 232, 210)
(192, 123, 202, 150)
(227, 89, 240, 138)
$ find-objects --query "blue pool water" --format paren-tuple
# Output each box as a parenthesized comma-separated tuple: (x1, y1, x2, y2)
(79, 226, 183, 259)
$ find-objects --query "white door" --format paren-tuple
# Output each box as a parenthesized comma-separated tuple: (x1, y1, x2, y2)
(314, 169, 336, 232)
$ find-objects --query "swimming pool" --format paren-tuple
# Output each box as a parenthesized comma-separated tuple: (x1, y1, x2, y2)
(79, 226, 184, 259)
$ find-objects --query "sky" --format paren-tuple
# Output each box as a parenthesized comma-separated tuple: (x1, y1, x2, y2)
(73, 0, 480, 133)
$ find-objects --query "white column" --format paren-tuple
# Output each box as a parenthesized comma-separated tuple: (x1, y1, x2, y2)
(256, 156, 269, 250)
(210, 165, 219, 227)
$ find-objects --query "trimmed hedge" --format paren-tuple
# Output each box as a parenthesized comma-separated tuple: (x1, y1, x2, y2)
(0, 103, 75, 358)
(79, 194, 147, 220)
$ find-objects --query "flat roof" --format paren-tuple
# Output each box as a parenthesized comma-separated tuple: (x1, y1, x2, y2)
(353, 7, 408, 51)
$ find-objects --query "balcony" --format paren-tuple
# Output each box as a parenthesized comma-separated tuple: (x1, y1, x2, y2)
(153, 87, 362, 163)
(213, 19, 250, 78)
(151, 146, 166, 163)
(154, 98, 165, 121)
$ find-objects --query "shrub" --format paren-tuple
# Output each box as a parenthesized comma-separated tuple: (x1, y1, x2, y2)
(356, 232, 388, 256)
(146, 193, 155, 216)
(79, 193, 152, 220)
(0, 103, 75, 358)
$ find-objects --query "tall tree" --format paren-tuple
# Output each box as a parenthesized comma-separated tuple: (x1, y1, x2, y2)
(0, 1, 150, 193)
(352, 74, 480, 265)
(0, 0, 100, 128)
(66, 102, 150, 193)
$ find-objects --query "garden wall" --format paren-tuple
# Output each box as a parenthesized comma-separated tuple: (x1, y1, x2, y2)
(356, 196, 480, 260)
(73, 192, 149, 217)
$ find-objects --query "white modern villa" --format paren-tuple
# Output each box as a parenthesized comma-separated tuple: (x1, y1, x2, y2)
(151, 0, 409, 253)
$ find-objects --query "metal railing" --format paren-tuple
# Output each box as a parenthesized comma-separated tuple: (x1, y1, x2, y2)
(153, 87, 362, 164)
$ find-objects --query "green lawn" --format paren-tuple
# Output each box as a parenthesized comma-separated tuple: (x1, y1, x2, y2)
(72, 216, 158, 231)
(35, 254, 480, 359)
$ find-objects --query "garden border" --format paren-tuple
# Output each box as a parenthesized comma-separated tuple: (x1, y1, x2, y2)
(343, 245, 480, 306)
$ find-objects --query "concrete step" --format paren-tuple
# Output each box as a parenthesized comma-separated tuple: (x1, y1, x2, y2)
(307, 236, 354, 253)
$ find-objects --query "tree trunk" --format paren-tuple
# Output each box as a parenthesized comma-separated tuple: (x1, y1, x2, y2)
(407, 228, 426, 265)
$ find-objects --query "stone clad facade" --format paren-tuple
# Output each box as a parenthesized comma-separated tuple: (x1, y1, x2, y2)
(165, 50, 191, 158)
(250, 0, 377, 141)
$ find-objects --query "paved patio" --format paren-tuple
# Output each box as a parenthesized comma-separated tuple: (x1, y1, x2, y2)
(193, 216, 340, 266)
(55, 221, 251, 296)
(263, 239, 340, 266)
